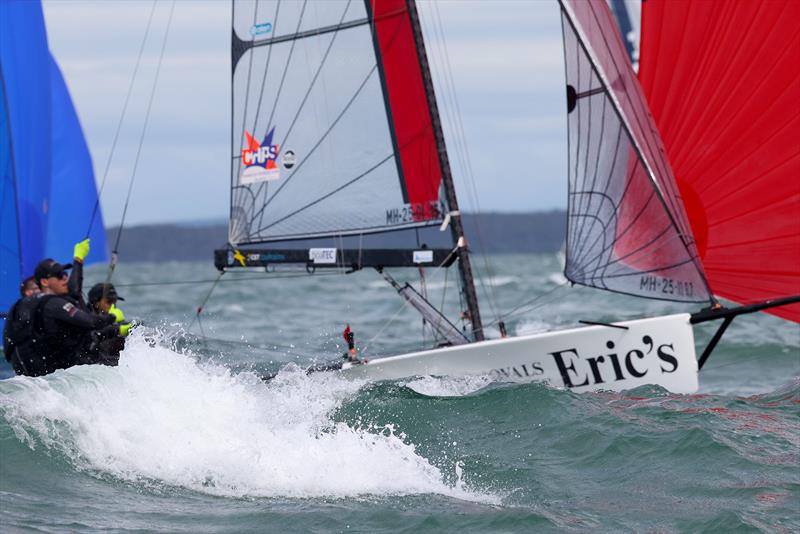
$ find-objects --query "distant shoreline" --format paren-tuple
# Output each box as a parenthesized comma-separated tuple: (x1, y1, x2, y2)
(108, 211, 566, 263)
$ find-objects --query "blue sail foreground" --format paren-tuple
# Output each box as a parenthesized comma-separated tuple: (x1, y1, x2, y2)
(0, 0, 106, 330)
(46, 56, 107, 262)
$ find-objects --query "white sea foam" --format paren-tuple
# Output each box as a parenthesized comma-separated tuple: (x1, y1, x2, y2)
(223, 303, 245, 314)
(547, 271, 568, 285)
(402, 374, 493, 397)
(0, 330, 497, 503)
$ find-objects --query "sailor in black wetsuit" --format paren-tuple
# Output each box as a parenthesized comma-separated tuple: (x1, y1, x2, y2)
(86, 282, 128, 365)
(66, 239, 130, 365)
(5, 259, 122, 376)
(20, 276, 40, 298)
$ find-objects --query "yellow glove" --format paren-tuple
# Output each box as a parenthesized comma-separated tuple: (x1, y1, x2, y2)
(73, 239, 90, 262)
(119, 321, 138, 337)
(108, 304, 125, 323)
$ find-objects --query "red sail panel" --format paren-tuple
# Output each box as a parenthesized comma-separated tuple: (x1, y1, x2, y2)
(372, 0, 443, 220)
(639, 0, 800, 322)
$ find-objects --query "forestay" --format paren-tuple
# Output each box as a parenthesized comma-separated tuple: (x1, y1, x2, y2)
(558, 0, 711, 304)
(230, 0, 450, 245)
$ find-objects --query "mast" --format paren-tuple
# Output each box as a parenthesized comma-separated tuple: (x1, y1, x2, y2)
(405, 0, 484, 341)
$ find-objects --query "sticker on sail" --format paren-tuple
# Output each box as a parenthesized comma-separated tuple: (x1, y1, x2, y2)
(309, 248, 337, 264)
(282, 150, 296, 170)
(413, 250, 434, 264)
(250, 22, 273, 36)
(241, 127, 280, 184)
(386, 201, 445, 224)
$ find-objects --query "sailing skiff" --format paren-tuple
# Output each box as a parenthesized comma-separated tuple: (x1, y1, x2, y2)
(216, 0, 799, 394)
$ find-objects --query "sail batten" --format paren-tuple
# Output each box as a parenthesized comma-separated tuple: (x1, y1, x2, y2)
(248, 17, 370, 50)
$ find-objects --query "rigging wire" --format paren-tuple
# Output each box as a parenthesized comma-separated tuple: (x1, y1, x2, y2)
(361, 244, 462, 353)
(105, 0, 176, 290)
(230, 1, 262, 221)
(419, 2, 502, 323)
(480, 281, 572, 333)
(85, 0, 158, 238)
(188, 270, 225, 332)
(360, 299, 409, 357)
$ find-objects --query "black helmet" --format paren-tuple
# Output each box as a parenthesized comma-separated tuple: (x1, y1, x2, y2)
(88, 283, 125, 305)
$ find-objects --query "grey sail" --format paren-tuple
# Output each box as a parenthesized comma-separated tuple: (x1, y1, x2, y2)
(229, 0, 451, 245)
(219, 0, 484, 341)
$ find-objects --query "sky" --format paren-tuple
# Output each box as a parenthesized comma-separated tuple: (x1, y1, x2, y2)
(42, 0, 568, 227)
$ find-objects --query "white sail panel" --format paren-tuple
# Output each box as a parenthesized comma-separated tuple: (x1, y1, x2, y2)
(230, 0, 448, 245)
(559, 0, 711, 303)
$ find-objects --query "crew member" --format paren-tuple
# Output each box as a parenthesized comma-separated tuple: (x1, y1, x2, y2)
(20, 276, 40, 298)
(86, 282, 128, 364)
(5, 259, 131, 376)
(341, 324, 367, 364)
(2, 277, 40, 369)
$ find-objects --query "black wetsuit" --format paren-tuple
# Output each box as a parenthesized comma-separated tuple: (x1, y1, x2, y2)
(5, 293, 116, 376)
(67, 260, 88, 310)
(69, 260, 125, 365)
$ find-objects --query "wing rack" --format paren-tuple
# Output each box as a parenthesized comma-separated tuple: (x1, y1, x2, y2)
(214, 247, 456, 272)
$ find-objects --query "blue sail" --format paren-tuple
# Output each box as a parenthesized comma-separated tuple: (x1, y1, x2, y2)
(46, 55, 107, 262)
(0, 0, 106, 330)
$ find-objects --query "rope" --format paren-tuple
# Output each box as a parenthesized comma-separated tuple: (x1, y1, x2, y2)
(105, 0, 176, 292)
(360, 299, 410, 356)
(477, 281, 572, 335)
(188, 270, 225, 332)
(172, 331, 315, 361)
(360, 243, 463, 354)
(421, 2, 501, 322)
(86, 0, 158, 239)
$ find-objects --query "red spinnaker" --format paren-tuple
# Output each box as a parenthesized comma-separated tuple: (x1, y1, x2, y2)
(639, 0, 800, 322)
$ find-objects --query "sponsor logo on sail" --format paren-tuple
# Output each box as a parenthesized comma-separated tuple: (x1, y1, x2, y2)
(282, 150, 296, 169)
(309, 248, 337, 264)
(413, 250, 434, 264)
(241, 127, 280, 184)
(250, 22, 273, 36)
(232, 249, 247, 267)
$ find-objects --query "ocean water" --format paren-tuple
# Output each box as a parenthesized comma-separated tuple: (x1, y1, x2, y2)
(1, 254, 798, 533)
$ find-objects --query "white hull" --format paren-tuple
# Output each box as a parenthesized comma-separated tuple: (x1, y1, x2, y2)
(340, 313, 699, 394)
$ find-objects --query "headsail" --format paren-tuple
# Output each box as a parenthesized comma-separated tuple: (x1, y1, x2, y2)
(1, 0, 106, 328)
(558, 0, 711, 304)
(46, 56, 107, 264)
(229, 0, 449, 245)
(638, 0, 800, 322)
(1, 1, 52, 320)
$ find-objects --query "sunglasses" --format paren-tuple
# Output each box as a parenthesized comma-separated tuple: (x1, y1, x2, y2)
(49, 271, 69, 280)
